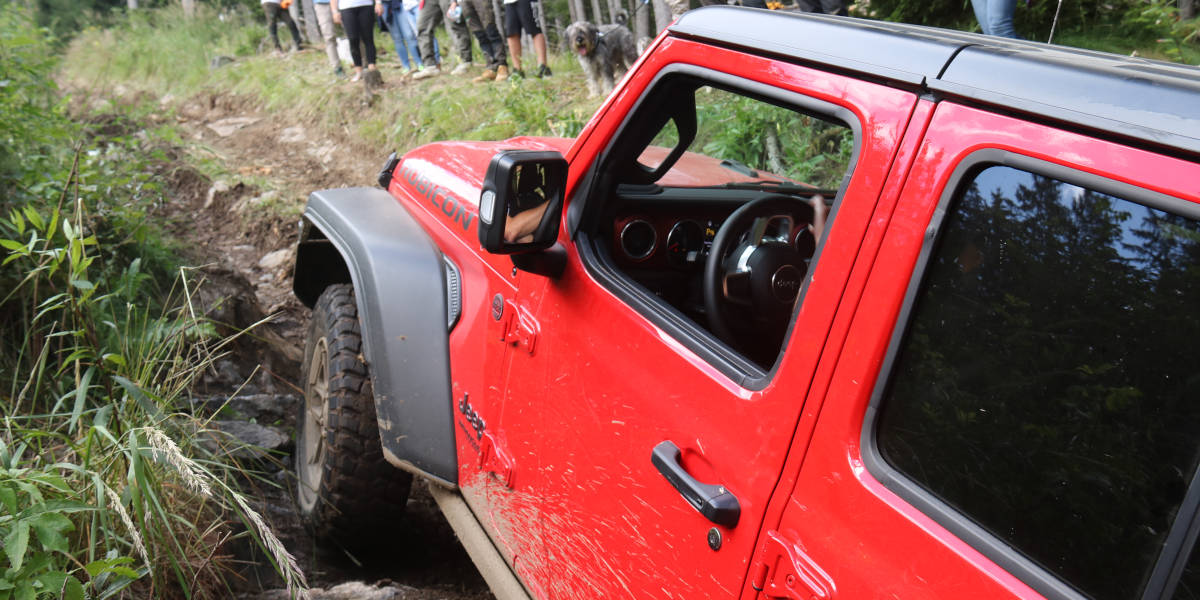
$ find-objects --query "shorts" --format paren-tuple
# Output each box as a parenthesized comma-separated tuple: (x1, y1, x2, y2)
(504, 0, 541, 37)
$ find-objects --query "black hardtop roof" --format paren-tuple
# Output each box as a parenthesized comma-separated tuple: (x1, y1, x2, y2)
(670, 7, 1200, 157)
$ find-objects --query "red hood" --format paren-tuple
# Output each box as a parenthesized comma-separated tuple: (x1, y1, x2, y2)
(391, 136, 573, 248)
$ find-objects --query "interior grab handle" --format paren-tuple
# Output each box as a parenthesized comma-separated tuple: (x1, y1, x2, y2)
(651, 440, 740, 528)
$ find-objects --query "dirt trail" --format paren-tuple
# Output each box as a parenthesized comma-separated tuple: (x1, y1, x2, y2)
(95, 84, 494, 598)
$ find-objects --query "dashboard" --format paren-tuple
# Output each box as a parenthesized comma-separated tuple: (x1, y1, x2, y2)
(600, 187, 824, 324)
(609, 202, 818, 270)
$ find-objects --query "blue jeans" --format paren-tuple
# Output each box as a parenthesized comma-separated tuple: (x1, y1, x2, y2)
(384, 4, 435, 69)
(970, 0, 1018, 38)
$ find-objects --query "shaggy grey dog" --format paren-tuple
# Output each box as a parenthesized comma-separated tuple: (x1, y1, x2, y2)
(565, 20, 638, 98)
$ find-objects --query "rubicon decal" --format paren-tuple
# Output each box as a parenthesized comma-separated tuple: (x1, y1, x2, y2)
(399, 164, 476, 233)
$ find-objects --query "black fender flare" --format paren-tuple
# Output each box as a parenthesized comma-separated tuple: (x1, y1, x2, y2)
(293, 187, 459, 487)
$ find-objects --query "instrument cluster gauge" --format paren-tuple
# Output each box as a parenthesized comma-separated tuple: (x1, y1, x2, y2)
(666, 220, 704, 266)
(620, 219, 657, 261)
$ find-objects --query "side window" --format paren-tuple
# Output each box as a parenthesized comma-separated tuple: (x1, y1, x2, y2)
(876, 165, 1200, 599)
(589, 74, 855, 371)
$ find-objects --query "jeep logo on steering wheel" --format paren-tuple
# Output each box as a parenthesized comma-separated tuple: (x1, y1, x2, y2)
(771, 265, 803, 303)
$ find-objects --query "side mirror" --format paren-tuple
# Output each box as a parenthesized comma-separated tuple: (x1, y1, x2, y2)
(478, 150, 568, 255)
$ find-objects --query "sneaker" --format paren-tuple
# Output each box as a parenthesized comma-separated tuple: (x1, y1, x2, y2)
(450, 62, 473, 76)
(412, 65, 441, 80)
(510, 68, 525, 79)
(473, 68, 496, 82)
(334, 65, 347, 79)
(536, 63, 552, 78)
(350, 70, 362, 83)
(494, 65, 510, 82)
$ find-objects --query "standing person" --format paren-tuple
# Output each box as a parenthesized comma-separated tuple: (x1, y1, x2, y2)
(262, 0, 303, 53)
(971, 0, 1019, 37)
(333, 0, 383, 83)
(382, 0, 424, 74)
(412, 0, 475, 79)
(454, 0, 508, 82)
(313, 0, 346, 77)
(407, 0, 440, 68)
(503, 0, 550, 78)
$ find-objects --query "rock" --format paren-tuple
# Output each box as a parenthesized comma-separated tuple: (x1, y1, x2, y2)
(208, 116, 261, 137)
(191, 393, 300, 424)
(205, 180, 232, 209)
(206, 420, 290, 461)
(279, 126, 306, 144)
(210, 55, 235, 70)
(244, 581, 416, 600)
(258, 248, 294, 271)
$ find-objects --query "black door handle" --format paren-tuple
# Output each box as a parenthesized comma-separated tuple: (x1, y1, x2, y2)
(651, 440, 740, 528)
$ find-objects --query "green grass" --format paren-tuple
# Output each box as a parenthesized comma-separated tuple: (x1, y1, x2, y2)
(1, 10, 306, 599)
(62, 5, 599, 157)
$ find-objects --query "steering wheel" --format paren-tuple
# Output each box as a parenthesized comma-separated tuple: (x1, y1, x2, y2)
(703, 194, 814, 355)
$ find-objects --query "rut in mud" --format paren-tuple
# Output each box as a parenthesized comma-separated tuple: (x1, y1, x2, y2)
(96, 87, 495, 599)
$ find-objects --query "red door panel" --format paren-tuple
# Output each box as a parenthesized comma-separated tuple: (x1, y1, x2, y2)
(503, 42, 920, 599)
(758, 103, 1200, 599)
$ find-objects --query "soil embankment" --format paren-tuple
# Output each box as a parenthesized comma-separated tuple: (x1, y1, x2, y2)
(78, 84, 494, 599)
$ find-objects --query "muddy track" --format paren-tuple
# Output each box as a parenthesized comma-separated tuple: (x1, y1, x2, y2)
(87, 87, 494, 598)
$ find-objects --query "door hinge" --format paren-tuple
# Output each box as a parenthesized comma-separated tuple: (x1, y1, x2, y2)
(479, 431, 515, 488)
(501, 299, 539, 355)
(749, 530, 835, 600)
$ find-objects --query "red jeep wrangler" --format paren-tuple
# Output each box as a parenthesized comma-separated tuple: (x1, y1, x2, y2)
(290, 7, 1200, 599)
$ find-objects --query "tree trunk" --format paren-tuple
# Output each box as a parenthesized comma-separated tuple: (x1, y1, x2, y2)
(127, 0, 138, 9)
(590, 0, 605, 22)
(652, 0, 669, 32)
(608, 0, 622, 23)
(1182, 0, 1195, 20)
(574, 0, 587, 22)
(634, 0, 650, 40)
(181, 0, 194, 17)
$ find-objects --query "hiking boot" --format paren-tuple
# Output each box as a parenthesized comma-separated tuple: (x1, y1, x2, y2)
(510, 68, 525, 79)
(412, 65, 441, 80)
(494, 65, 510, 81)
(473, 68, 496, 82)
(536, 63, 552, 78)
(450, 61, 473, 76)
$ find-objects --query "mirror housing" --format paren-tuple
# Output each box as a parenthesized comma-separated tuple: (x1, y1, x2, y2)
(478, 150, 568, 255)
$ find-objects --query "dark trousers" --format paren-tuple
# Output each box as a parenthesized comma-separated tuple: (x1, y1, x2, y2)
(264, 2, 303, 50)
(341, 5, 378, 67)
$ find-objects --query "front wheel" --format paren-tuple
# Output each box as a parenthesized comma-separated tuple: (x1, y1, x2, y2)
(295, 284, 411, 548)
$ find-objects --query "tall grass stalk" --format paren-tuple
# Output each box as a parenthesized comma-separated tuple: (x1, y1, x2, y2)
(2, 8, 307, 598)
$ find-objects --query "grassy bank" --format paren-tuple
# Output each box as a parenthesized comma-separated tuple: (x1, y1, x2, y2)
(1, 10, 304, 600)
(62, 5, 598, 156)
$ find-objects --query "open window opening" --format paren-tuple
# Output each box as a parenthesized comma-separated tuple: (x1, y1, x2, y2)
(579, 72, 857, 372)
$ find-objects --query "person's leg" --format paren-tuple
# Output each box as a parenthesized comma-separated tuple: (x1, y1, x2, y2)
(341, 6, 364, 76)
(439, 0, 475, 66)
(399, 5, 423, 68)
(416, 0, 441, 67)
(503, 1, 522, 72)
(385, 8, 412, 68)
(517, 0, 546, 72)
(476, 0, 506, 67)
(969, 0, 993, 35)
(280, 6, 303, 49)
(315, 3, 342, 70)
(264, 2, 284, 51)
(985, 0, 1019, 38)
(353, 6, 378, 67)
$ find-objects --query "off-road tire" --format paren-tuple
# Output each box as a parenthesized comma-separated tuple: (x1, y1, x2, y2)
(296, 284, 412, 548)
